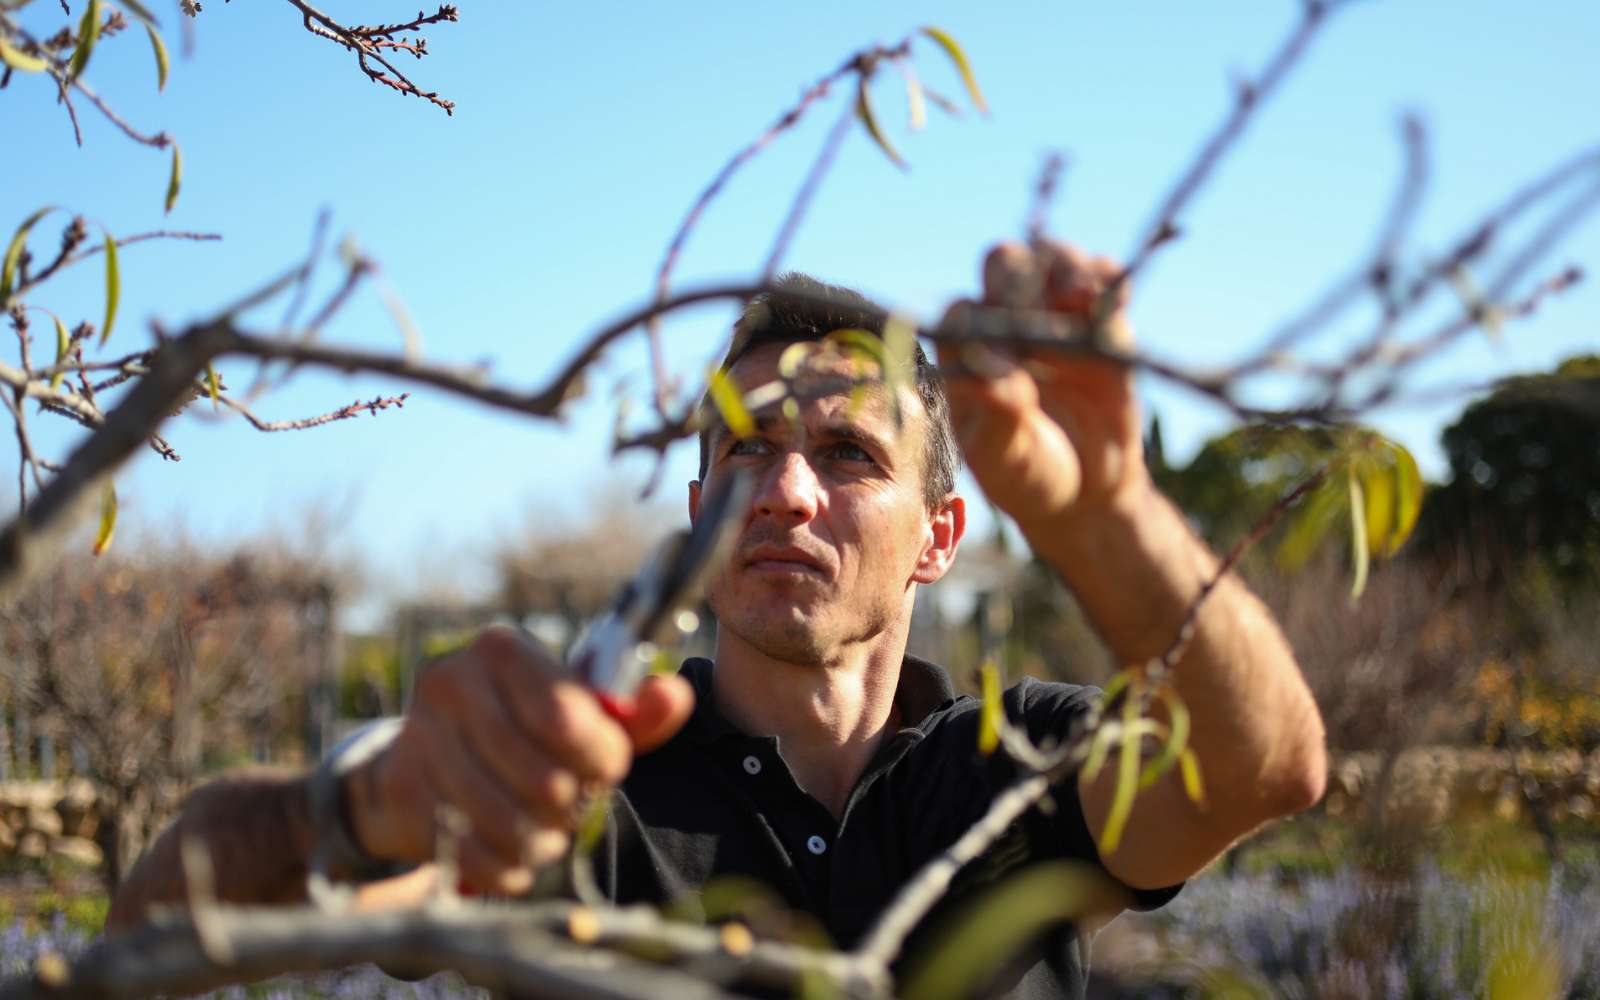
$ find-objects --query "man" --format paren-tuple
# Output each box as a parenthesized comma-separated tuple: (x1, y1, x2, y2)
(109, 241, 1326, 998)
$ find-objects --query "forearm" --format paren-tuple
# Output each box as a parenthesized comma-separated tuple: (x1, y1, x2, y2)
(1026, 481, 1325, 846)
(107, 768, 318, 931)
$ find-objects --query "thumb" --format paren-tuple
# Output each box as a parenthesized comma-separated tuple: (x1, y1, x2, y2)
(616, 674, 695, 754)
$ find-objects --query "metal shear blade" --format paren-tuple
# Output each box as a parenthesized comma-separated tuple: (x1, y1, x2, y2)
(572, 471, 750, 696)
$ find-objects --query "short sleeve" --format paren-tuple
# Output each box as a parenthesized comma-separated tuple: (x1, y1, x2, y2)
(1010, 677, 1183, 912)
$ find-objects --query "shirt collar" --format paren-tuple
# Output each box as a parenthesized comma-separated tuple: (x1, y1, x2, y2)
(677, 653, 956, 745)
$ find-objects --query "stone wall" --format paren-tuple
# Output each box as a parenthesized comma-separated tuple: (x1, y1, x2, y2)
(0, 779, 103, 869)
(1321, 746, 1600, 826)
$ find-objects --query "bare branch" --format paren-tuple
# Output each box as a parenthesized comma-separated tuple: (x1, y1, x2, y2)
(0, 900, 887, 1000)
(760, 78, 879, 281)
(281, 0, 458, 115)
(1115, 0, 1352, 291)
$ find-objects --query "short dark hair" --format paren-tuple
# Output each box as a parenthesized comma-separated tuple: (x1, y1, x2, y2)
(696, 273, 958, 511)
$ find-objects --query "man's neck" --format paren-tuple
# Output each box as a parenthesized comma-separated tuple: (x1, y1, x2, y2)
(711, 628, 907, 818)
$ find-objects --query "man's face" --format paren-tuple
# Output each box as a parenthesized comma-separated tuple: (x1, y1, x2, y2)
(692, 342, 962, 666)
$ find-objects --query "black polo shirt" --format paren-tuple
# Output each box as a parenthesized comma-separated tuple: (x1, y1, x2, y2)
(589, 656, 1180, 999)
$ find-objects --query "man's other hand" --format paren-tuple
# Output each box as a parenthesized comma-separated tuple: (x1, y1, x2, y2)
(342, 626, 694, 895)
(939, 240, 1147, 531)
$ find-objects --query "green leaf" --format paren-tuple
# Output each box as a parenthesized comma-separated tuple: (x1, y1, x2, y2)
(1097, 695, 1143, 856)
(165, 142, 183, 214)
(574, 788, 611, 855)
(117, 0, 161, 25)
(898, 861, 1127, 1000)
(1177, 747, 1206, 807)
(825, 327, 888, 367)
(67, 0, 101, 81)
(144, 22, 168, 91)
(1097, 668, 1135, 712)
(977, 659, 1002, 755)
(1274, 469, 1344, 571)
(92, 480, 117, 556)
(1139, 688, 1190, 790)
(918, 26, 988, 115)
(855, 75, 907, 170)
(881, 312, 917, 429)
(99, 232, 119, 347)
(0, 37, 50, 73)
(1347, 468, 1369, 600)
(706, 367, 754, 438)
(0, 206, 55, 305)
(51, 317, 69, 390)
(205, 363, 220, 407)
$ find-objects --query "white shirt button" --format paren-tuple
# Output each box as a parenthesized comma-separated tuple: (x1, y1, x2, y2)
(806, 835, 827, 856)
(742, 755, 762, 775)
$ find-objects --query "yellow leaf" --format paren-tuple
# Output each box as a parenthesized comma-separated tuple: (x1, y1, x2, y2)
(777, 340, 816, 380)
(165, 142, 183, 214)
(855, 75, 907, 170)
(51, 317, 69, 390)
(1097, 696, 1143, 855)
(918, 26, 988, 114)
(67, 0, 102, 81)
(92, 481, 117, 556)
(99, 232, 119, 347)
(0, 37, 50, 73)
(706, 367, 754, 438)
(977, 659, 1002, 755)
(205, 363, 220, 407)
(145, 23, 168, 92)
(1177, 747, 1206, 808)
(1386, 440, 1424, 556)
(898, 61, 927, 131)
(1139, 688, 1190, 790)
(1, 206, 55, 305)
(1081, 721, 1118, 786)
(1358, 455, 1395, 558)
(1348, 468, 1369, 600)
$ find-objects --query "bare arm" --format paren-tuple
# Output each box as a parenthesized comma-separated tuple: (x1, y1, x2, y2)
(108, 628, 694, 931)
(942, 240, 1326, 890)
(107, 770, 317, 931)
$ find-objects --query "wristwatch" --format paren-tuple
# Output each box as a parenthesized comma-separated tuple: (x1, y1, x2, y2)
(306, 717, 413, 885)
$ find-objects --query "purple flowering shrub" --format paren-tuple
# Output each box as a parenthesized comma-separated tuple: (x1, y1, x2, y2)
(1104, 860, 1600, 998)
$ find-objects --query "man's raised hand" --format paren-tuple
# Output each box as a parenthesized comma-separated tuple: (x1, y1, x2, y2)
(342, 626, 694, 896)
(939, 239, 1147, 532)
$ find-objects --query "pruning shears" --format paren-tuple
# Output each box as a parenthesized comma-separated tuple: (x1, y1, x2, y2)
(568, 472, 751, 716)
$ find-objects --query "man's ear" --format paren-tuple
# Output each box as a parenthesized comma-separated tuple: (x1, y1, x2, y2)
(688, 480, 702, 526)
(912, 494, 966, 585)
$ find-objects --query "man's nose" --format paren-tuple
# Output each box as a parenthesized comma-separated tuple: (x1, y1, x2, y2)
(752, 452, 819, 524)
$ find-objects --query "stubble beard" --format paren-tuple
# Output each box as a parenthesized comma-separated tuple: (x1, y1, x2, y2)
(708, 582, 894, 668)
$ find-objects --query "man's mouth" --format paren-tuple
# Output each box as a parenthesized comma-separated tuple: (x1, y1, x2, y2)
(744, 546, 827, 577)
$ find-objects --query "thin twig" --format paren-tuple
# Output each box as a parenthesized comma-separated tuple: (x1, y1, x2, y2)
(645, 51, 866, 415)
(1114, 0, 1350, 291)
(214, 391, 410, 432)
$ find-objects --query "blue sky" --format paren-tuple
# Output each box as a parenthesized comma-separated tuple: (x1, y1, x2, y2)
(6, 1, 1599, 609)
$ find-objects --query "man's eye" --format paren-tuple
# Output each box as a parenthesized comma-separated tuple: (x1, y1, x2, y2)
(728, 438, 767, 457)
(828, 442, 872, 462)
